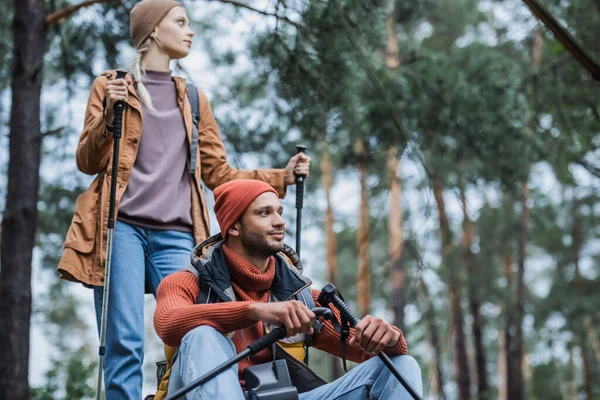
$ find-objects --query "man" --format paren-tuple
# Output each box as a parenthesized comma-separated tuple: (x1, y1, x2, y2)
(154, 179, 422, 399)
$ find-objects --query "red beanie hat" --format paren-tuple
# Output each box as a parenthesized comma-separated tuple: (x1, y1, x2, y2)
(214, 179, 279, 237)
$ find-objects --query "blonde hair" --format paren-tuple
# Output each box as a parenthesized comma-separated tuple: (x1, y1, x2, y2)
(132, 38, 155, 110)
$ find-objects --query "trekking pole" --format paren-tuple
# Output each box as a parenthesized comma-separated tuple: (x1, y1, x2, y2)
(96, 70, 127, 400)
(318, 284, 423, 400)
(294, 144, 307, 257)
(166, 307, 333, 400)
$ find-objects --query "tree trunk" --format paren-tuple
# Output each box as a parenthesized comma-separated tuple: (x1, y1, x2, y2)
(583, 318, 600, 362)
(433, 180, 471, 399)
(0, 1, 45, 398)
(461, 191, 488, 399)
(420, 278, 446, 399)
(572, 204, 594, 400)
(320, 143, 342, 378)
(581, 344, 593, 400)
(498, 331, 508, 400)
(507, 181, 529, 400)
(384, 8, 405, 330)
(321, 146, 337, 285)
(385, 12, 400, 69)
(388, 148, 405, 330)
(356, 139, 370, 317)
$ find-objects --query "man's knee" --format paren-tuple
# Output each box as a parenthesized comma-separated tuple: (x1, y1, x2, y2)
(183, 325, 221, 341)
(390, 355, 422, 392)
(392, 355, 421, 374)
(180, 325, 235, 355)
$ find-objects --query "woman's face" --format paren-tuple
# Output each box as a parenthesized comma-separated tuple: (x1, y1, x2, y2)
(152, 6, 194, 60)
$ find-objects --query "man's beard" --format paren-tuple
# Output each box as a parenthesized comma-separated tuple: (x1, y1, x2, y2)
(239, 224, 284, 258)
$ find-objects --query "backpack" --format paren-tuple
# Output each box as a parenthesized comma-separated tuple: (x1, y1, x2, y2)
(186, 83, 200, 175)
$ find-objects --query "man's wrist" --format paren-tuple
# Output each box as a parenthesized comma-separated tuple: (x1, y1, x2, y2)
(248, 302, 261, 321)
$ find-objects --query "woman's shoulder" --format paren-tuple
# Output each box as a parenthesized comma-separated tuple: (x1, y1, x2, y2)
(173, 76, 209, 100)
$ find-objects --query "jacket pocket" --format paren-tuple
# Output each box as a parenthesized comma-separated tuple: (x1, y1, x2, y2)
(63, 182, 100, 254)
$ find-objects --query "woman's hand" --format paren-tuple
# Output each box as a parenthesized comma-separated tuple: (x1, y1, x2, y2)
(104, 79, 129, 124)
(284, 153, 311, 186)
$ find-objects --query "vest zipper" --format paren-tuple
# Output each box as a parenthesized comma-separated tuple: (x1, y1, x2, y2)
(285, 280, 312, 301)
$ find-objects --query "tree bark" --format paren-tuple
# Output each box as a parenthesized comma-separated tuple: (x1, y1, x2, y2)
(321, 146, 337, 285)
(498, 331, 508, 400)
(388, 148, 405, 330)
(356, 139, 370, 317)
(385, 13, 400, 69)
(507, 181, 529, 400)
(572, 204, 594, 400)
(320, 143, 342, 379)
(433, 180, 471, 399)
(581, 344, 593, 400)
(0, 1, 45, 398)
(583, 318, 600, 362)
(420, 278, 446, 399)
(461, 191, 488, 400)
(384, 9, 405, 330)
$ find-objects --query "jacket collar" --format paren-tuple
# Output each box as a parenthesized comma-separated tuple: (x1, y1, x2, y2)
(191, 234, 311, 303)
(101, 70, 189, 118)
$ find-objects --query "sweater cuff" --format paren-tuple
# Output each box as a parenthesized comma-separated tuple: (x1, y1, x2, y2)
(383, 326, 408, 356)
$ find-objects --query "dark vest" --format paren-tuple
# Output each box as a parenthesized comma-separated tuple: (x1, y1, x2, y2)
(186, 234, 327, 393)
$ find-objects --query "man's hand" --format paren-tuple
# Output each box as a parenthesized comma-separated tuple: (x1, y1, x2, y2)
(249, 301, 315, 337)
(283, 153, 311, 186)
(348, 315, 400, 355)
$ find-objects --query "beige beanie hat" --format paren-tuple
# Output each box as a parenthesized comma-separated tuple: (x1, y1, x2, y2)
(130, 0, 182, 49)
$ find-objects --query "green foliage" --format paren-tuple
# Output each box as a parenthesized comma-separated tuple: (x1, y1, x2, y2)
(1, 0, 598, 397)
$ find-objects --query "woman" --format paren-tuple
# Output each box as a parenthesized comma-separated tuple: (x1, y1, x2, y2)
(57, 1, 310, 398)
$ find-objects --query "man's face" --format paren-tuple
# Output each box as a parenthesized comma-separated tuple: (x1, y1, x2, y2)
(234, 192, 286, 257)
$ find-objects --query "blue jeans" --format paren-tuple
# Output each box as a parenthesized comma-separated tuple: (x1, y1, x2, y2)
(94, 220, 194, 399)
(169, 326, 423, 400)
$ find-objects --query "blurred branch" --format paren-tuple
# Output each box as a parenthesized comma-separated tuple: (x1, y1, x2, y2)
(522, 0, 600, 81)
(575, 160, 600, 179)
(205, 0, 304, 29)
(519, 54, 572, 86)
(46, 0, 120, 26)
(588, 101, 600, 123)
(41, 127, 65, 138)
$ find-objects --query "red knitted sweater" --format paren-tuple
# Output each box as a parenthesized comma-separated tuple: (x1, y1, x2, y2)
(154, 245, 409, 387)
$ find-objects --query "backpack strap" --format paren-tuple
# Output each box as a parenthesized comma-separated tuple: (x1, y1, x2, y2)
(186, 83, 200, 175)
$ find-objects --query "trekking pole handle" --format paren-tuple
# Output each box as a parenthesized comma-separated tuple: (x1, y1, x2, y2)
(249, 307, 333, 354)
(111, 70, 127, 140)
(107, 70, 127, 230)
(318, 284, 360, 325)
(295, 145, 307, 209)
(318, 284, 423, 400)
(248, 326, 287, 354)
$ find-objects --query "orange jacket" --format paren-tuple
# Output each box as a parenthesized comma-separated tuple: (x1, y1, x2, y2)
(57, 70, 285, 286)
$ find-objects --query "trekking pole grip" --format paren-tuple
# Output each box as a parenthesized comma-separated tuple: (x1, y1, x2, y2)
(295, 144, 307, 209)
(111, 70, 127, 140)
(318, 284, 423, 400)
(248, 327, 287, 354)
